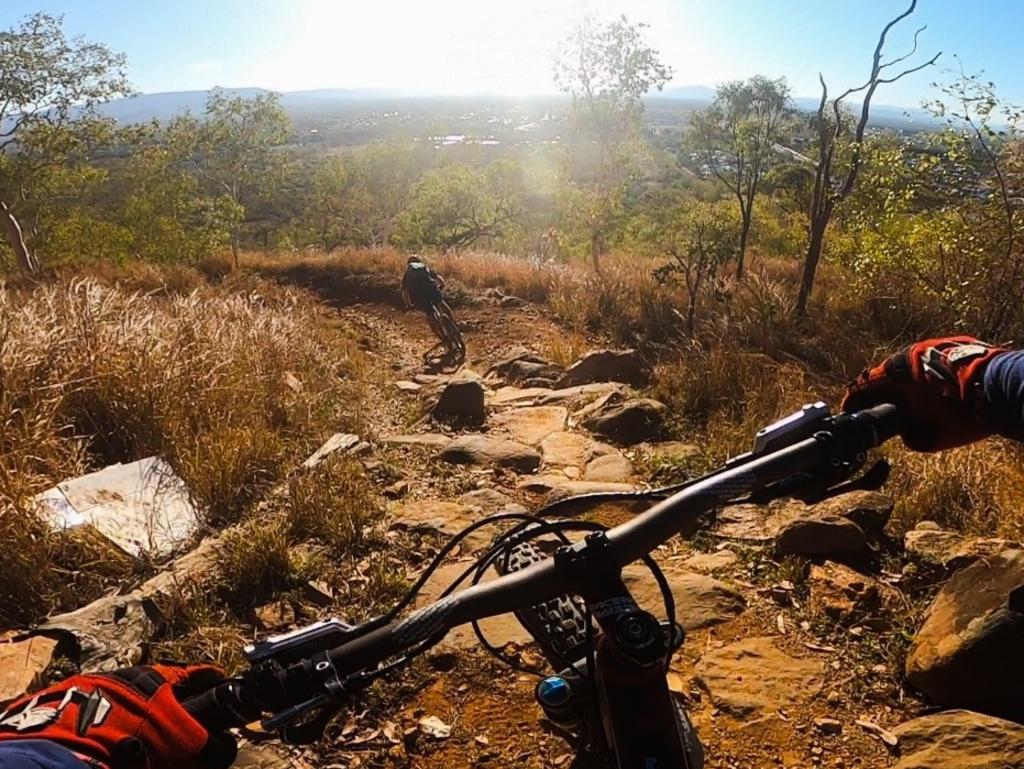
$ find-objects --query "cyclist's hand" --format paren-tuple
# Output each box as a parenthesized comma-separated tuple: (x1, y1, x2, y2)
(841, 335, 1006, 451)
(0, 663, 237, 769)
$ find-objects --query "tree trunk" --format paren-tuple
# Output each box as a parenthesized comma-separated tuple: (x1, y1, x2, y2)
(590, 227, 605, 276)
(0, 200, 39, 274)
(736, 207, 753, 281)
(230, 229, 240, 270)
(795, 214, 828, 317)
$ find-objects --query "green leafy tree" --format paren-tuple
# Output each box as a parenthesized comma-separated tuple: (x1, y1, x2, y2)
(0, 12, 130, 272)
(687, 76, 792, 279)
(188, 89, 291, 266)
(395, 160, 524, 250)
(554, 14, 671, 273)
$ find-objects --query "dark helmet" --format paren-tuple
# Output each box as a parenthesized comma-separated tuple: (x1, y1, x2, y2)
(407, 255, 421, 265)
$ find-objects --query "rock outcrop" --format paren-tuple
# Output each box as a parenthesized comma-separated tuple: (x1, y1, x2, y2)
(892, 709, 1024, 769)
(582, 398, 667, 445)
(430, 379, 486, 427)
(556, 349, 647, 388)
(775, 514, 867, 557)
(906, 548, 1024, 718)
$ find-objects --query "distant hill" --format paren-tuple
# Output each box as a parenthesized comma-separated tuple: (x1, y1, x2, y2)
(90, 85, 941, 131)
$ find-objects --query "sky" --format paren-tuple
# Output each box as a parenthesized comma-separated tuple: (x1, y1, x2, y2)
(4, 0, 1024, 107)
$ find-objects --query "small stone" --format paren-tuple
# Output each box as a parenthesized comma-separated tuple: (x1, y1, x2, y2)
(383, 480, 410, 499)
(815, 718, 843, 735)
(418, 715, 451, 739)
(0, 636, 58, 701)
(300, 580, 334, 607)
(254, 600, 296, 631)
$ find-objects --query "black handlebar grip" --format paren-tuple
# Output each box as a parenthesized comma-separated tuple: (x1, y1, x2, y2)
(182, 679, 258, 732)
(855, 403, 903, 447)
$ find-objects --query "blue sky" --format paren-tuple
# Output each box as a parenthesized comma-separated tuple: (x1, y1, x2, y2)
(4, 0, 1023, 106)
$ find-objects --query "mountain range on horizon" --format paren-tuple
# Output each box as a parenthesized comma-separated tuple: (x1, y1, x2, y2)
(90, 84, 941, 128)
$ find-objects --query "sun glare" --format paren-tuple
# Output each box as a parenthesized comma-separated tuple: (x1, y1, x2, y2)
(250, 0, 695, 95)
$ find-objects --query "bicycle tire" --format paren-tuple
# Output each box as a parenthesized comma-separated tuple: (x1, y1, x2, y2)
(440, 311, 465, 356)
(496, 540, 590, 667)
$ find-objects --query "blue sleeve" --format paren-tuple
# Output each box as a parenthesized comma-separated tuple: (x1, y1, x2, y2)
(982, 350, 1024, 440)
(0, 742, 90, 769)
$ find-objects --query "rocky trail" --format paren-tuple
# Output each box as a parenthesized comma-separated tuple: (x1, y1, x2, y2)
(8, 290, 1024, 769)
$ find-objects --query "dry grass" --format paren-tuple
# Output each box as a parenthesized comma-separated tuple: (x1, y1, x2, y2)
(286, 455, 383, 553)
(0, 270, 368, 625)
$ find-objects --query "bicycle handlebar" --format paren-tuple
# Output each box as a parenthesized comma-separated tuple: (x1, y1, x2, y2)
(186, 403, 901, 735)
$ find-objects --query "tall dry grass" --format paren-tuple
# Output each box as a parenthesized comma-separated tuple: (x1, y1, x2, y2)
(0, 273, 368, 625)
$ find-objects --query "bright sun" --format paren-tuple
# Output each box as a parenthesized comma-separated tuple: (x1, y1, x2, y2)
(250, 0, 689, 95)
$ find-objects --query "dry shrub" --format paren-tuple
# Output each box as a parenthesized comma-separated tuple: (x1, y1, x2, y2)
(216, 517, 314, 608)
(287, 456, 383, 553)
(886, 439, 1024, 538)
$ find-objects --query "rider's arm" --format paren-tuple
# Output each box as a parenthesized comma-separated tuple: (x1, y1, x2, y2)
(982, 348, 1024, 440)
(0, 742, 90, 769)
(432, 270, 446, 289)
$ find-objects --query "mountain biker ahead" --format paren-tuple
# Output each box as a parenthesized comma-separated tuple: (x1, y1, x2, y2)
(5, 334, 1024, 769)
(400, 255, 457, 353)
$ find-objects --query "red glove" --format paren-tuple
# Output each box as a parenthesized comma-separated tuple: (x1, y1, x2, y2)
(0, 664, 236, 769)
(841, 336, 1007, 451)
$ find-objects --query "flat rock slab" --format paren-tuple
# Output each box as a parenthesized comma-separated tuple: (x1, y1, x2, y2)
(490, 406, 568, 446)
(696, 637, 824, 717)
(583, 452, 634, 482)
(34, 456, 200, 558)
(439, 435, 541, 473)
(537, 383, 625, 407)
(893, 709, 1024, 769)
(457, 488, 525, 514)
(390, 500, 496, 553)
(539, 431, 597, 469)
(382, 434, 452, 449)
(622, 564, 745, 631)
(414, 562, 533, 651)
(905, 523, 1015, 574)
(680, 549, 739, 574)
(488, 386, 553, 407)
(0, 636, 58, 701)
(302, 432, 360, 469)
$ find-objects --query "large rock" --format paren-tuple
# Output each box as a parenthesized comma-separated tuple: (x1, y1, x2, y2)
(812, 491, 894, 536)
(582, 398, 667, 445)
(695, 637, 824, 717)
(775, 514, 867, 557)
(906, 548, 1024, 719)
(905, 522, 1015, 575)
(622, 564, 745, 631)
(809, 561, 900, 624)
(491, 406, 568, 446)
(892, 710, 1024, 769)
(430, 379, 486, 427)
(34, 456, 201, 559)
(439, 435, 541, 473)
(557, 349, 647, 388)
(457, 488, 526, 514)
(0, 636, 58, 700)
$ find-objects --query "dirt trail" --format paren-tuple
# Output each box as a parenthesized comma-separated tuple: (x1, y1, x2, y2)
(307, 296, 910, 769)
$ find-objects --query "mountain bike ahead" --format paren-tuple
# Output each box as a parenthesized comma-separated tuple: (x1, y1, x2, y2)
(428, 300, 465, 361)
(182, 402, 901, 768)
